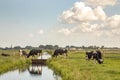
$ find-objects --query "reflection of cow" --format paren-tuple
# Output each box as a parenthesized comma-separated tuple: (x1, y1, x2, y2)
(27, 49, 42, 58)
(19, 49, 27, 57)
(52, 49, 68, 57)
(86, 50, 103, 64)
(28, 65, 42, 75)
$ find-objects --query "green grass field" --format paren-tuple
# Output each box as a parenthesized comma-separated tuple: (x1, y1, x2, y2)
(0, 49, 52, 74)
(0, 49, 120, 80)
(0, 49, 31, 74)
(48, 50, 120, 80)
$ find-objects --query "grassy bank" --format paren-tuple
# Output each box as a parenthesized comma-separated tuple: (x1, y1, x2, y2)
(48, 50, 120, 80)
(0, 49, 31, 74)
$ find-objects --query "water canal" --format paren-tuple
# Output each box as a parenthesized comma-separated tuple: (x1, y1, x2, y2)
(0, 52, 62, 80)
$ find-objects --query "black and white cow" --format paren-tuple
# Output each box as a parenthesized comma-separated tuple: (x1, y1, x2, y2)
(1, 53, 10, 56)
(86, 51, 93, 60)
(19, 49, 27, 57)
(86, 50, 103, 64)
(52, 49, 68, 57)
(27, 49, 42, 58)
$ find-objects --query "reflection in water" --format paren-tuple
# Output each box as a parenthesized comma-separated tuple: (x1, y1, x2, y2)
(18, 67, 26, 73)
(38, 52, 51, 59)
(0, 65, 62, 80)
(0, 52, 62, 80)
(28, 65, 42, 75)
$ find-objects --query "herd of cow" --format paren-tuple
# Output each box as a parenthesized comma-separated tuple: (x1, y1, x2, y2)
(19, 49, 68, 58)
(19, 49, 42, 58)
(0, 48, 103, 64)
(19, 48, 103, 64)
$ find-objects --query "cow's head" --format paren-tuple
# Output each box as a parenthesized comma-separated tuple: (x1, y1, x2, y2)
(96, 50, 103, 64)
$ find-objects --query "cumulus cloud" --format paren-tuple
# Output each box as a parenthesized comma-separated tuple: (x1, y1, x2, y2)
(106, 15, 120, 28)
(79, 23, 101, 32)
(28, 29, 44, 38)
(105, 15, 120, 35)
(38, 29, 44, 35)
(60, 2, 106, 23)
(29, 33, 34, 38)
(94, 6, 106, 21)
(59, 1, 120, 37)
(85, 0, 118, 7)
(58, 28, 71, 36)
(59, 14, 120, 36)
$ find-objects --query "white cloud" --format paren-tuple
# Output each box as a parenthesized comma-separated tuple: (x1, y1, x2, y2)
(59, 15, 120, 36)
(58, 0, 120, 37)
(38, 29, 44, 35)
(29, 33, 34, 38)
(106, 15, 120, 28)
(59, 1, 120, 37)
(28, 30, 44, 38)
(58, 28, 71, 36)
(94, 6, 106, 21)
(79, 23, 100, 32)
(105, 15, 120, 35)
(60, 2, 106, 23)
(85, 0, 118, 7)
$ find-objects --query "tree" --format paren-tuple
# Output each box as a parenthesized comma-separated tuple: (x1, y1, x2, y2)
(14, 46, 21, 50)
(25, 46, 33, 49)
(45, 45, 54, 49)
(54, 45, 59, 49)
(101, 45, 104, 49)
(39, 45, 45, 49)
(65, 45, 70, 50)
(82, 45, 85, 49)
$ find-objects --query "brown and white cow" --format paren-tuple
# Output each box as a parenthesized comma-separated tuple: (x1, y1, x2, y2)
(19, 49, 27, 57)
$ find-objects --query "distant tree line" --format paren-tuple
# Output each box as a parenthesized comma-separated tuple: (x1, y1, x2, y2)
(0, 45, 119, 50)
(0, 45, 60, 50)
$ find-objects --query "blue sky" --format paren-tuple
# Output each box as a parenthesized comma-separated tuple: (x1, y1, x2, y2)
(0, 0, 120, 47)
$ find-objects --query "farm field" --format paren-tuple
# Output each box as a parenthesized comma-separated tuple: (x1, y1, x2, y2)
(48, 50, 120, 80)
(0, 49, 31, 74)
(0, 49, 120, 80)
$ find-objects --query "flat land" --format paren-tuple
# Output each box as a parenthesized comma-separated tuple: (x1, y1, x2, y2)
(0, 49, 120, 80)
(0, 49, 31, 74)
(48, 49, 120, 80)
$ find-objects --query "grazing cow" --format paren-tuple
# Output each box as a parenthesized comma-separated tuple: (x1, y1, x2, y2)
(52, 49, 68, 57)
(19, 49, 27, 57)
(86, 50, 103, 64)
(95, 50, 103, 64)
(1, 53, 10, 56)
(86, 51, 93, 60)
(27, 49, 42, 58)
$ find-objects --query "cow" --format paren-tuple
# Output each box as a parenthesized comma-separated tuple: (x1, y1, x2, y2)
(27, 49, 42, 58)
(1, 53, 10, 56)
(86, 51, 93, 60)
(86, 50, 103, 64)
(19, 49, 27, 57)
(95, 50, 103, 64)
(52, 49, 68, 57)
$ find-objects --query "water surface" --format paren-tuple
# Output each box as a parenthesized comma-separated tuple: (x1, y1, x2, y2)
(0, 52, 62, 80)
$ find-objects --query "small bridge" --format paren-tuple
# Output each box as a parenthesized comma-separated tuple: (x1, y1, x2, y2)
(31, 59, 47, 65)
